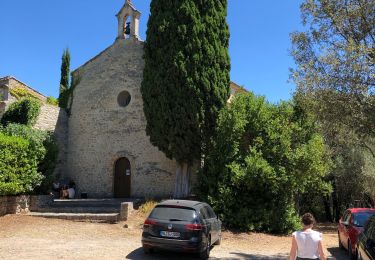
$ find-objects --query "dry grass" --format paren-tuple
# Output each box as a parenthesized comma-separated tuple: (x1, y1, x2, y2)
(138, 200, 159, 217)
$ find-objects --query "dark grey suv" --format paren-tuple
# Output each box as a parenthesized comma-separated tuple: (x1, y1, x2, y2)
(141, 200, 222, 259)
(357, 215, 375, 260)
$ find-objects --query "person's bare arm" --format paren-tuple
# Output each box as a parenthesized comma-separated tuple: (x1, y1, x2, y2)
(289, 235, 297, 260)
(318, 240, 327, 260)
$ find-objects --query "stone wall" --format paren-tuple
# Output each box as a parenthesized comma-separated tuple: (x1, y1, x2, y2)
(34, 105, 69, 178)
(0, 196, 7, 216)
(66, 38, 183, 198)
(3, 76, 47, 102)
(0, 195, 53, 217)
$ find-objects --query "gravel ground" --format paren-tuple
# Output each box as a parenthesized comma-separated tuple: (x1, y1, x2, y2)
(0, 214, 348, 260)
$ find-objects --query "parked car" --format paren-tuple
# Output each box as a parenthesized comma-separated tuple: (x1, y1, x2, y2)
(357, 215, 375, 260)
(338, 208, 375, 259)
(141, 200, 222, 259)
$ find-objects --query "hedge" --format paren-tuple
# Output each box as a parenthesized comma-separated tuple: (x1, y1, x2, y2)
(0, 133, 43, 195)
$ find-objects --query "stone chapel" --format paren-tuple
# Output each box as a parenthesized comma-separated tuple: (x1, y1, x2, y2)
(1, 0, 245, 199)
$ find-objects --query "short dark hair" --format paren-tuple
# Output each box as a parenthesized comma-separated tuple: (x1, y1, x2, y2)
(302, 213, 315, 225)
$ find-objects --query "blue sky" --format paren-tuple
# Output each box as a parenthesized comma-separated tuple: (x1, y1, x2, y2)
(0, 0, 303, 103)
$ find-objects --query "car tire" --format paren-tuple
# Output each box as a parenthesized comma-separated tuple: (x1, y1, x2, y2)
(214, 233, 222, 245)
(348, 240, 356, 260)
(338, 232, 344, 249)
(143, 246, 153, 254)
(200, 236, 211, 260)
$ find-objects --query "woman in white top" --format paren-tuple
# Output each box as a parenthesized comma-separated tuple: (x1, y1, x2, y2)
(289, 213, 327, 260)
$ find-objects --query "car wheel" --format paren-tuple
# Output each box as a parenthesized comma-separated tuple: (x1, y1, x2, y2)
(338, 232, 344, 249)
(143, 246, 153, 254)
(348, 241, 356, 260)
(200, 236, 211, 260)
(214, 233, 222, 245)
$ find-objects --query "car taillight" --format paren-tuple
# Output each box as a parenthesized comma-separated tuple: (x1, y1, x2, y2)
(185, 223, 203, 231)
(144, 219, 157, 227)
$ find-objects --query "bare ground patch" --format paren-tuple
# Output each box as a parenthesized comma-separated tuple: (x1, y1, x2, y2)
(0, 214, 348, 259)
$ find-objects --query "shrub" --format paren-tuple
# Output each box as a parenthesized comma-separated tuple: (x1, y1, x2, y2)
(46, 96, 58, 106)
(1, 124, 58, 194)
(1, 98, 41, 127)
(0, 133, 43, 195)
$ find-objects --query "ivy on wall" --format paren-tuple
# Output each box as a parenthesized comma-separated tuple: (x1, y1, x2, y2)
(9, 87, 42, 101)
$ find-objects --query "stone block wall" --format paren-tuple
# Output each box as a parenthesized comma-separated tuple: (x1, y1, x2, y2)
(2, 76, 47, 102)
(66, 38, 182, 198)
(0, 196, 7, 216)
(34, 105, 69, 178)
(0, 195, 53, 217)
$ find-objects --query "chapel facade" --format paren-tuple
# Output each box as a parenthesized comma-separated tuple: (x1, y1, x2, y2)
(65, 1, 179, 198)
(1, 1, 245, 199)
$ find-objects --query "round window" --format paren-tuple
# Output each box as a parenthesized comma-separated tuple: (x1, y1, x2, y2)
(117, 91, 131, 107)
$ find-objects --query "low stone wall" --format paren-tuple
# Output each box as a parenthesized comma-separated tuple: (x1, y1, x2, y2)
(0, 195, 53, 217)
(0, 196, 7, 216)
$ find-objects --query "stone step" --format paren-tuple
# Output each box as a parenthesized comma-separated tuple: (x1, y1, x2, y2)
(34, 206, 120, 214)
(28, 212, 120, 223)
(52, 199, 135, 208)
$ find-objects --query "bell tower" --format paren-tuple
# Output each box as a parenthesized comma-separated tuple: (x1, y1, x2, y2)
(116, 0, 141, 40)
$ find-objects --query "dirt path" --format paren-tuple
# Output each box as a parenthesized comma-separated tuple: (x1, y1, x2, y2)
(0, 214, 348, 259)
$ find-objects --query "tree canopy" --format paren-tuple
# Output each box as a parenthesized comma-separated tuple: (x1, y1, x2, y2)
(58, 48, 71, 108)
(291, 0, 375, 151)
(59, 48, 70, 94)
(141, 0, 230, 197)
(200, 93, 331, 233)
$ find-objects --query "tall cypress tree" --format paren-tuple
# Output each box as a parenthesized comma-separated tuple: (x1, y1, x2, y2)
(59, 48, 71, 108)
(141, 0, 230, 198)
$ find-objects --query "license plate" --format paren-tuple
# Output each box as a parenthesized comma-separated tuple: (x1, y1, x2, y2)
(160, 231, 180, 238)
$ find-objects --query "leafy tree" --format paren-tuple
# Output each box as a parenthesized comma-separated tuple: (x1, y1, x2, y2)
(200, 93, 331, 233)
(1, 98, 41, 127)
(290, 0, 375, 155)
(141, 0, 230, 198)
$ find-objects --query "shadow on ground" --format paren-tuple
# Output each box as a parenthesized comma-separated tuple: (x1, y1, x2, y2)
(228, 252, 288, 259)
(126, 247, 288, 259)
(327, 247, 348, 260)
(126, 247, 349, 260)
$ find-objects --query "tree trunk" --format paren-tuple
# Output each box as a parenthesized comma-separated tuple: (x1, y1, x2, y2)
(323, 195, 333, 222)
(332, 180, 340, 222)
(174, 162, 191, 199)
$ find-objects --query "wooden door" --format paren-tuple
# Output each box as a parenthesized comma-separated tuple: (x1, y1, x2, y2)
(114, 157, 131, 198)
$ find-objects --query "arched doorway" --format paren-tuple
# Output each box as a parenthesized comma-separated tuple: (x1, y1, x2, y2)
(114, 157, 131, 198)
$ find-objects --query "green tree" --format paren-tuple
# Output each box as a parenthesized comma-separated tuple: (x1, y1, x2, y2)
(59, 48, 71, 108)
(290, 0, 375, 155)
(141, 0, 230, 198)
(200, 93, 331, 233)
(60, 48, 70, 94)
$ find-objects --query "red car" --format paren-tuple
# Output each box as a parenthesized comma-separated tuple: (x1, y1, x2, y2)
(338, 208, 375, 259)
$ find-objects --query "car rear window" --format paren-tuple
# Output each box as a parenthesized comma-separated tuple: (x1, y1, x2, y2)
(353, 212, 375, 227)
(149, 206, 197, 222)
